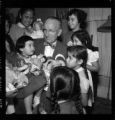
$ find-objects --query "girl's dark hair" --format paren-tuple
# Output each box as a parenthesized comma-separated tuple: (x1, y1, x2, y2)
(71, 30, 92, 49)
(15, 35, 33, 54)
(67, 45, 89, 80)
(67, 9, 87, 30)
(50, 66, 83, 114)
(16, 8, 35, 23)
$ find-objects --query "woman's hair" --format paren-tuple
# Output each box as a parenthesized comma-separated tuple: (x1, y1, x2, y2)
(50, 66, 83, 114)
(71, 30, 92, 49)
(67, 9, 87, 30)
(67, 45, 89, 80)
(16, 8, 35, 23)
(15, 35, 33, 54)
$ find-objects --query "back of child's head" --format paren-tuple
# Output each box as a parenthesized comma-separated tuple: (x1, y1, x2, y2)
(15, 35, 33, 54)
(71, 30, 92, 49)
(50, 66, 82, 113)
(67, 45, 88, 69)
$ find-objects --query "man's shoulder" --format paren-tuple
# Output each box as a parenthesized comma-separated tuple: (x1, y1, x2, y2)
(57, 41, 67, 48)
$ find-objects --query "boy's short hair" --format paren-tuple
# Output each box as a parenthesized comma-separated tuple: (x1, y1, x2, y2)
(15, 35, 33, 54)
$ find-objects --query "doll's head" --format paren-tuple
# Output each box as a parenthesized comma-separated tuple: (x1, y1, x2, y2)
(33, 19, 43, 31)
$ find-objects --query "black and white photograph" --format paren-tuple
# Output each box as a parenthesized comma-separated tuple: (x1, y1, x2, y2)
(0, 0, 112, 119)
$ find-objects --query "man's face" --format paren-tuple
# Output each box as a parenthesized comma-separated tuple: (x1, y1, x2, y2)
(43, 19, 61, 43)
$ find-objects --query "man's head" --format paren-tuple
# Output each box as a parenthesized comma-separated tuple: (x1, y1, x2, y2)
(43, 17, 62, 44)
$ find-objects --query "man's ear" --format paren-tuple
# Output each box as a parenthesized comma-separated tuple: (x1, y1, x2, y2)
(58, 29, 62, 36)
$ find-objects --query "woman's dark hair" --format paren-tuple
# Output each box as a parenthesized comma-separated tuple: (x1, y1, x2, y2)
(71, 30, 92, 49)
(16, 8, 35, 23)
(67, 45, 89, 80)
(67, 9, 87, 30)
(50, 66, 83, 114)
(15, 35, 33, 54)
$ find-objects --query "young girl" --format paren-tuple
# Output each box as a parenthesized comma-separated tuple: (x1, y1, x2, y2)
(66, 45, 93, 113)
(39, 66, 83, 114)
(25, 18, 44, 39)
(6, 35, 45, 114)
(69, 30, 99, 72)
(9, 8, 35, 45)
(63, 9, 91, 46)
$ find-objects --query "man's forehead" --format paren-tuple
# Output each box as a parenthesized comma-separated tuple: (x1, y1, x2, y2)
(44, 19, 60, 28)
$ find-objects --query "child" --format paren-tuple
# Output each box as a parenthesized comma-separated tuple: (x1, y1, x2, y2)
(25, 18, 44, 39)
(43, 66, 83, 114)
(7, 35, 44, 114)
(66, 45, 93, 114)
(68, 30, 99, 72)
(68, 30, 99, 106)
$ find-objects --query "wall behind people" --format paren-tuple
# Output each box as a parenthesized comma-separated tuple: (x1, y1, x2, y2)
(35, 8, 56, 22)
(86, 8, 111, 100)
(6, 8, 56, 23)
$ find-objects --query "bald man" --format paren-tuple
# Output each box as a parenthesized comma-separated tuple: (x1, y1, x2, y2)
(34, 16, 67, 63)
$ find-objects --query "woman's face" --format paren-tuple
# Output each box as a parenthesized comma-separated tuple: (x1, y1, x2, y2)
(21, 10, 34, 27)
(68, 14, 80, 31)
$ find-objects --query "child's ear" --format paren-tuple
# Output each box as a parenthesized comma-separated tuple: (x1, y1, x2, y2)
(20, 48, 24, 52)
(78, 59, 83, 65)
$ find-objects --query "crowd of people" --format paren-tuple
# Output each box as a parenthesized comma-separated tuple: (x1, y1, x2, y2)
(5, 8, 99, 114)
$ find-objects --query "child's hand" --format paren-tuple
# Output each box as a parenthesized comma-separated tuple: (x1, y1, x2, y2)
(17, 64, 29, 72)
(67, 41, 73, 46)
(31, 57, 43, 70)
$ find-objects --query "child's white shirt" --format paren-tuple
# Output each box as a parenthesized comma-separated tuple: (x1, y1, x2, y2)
(75, 67, 94, 106)
(87, 49, 99, 65)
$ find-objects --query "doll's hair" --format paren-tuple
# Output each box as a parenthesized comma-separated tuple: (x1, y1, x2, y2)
(71, 30, 92, 49)
(16, 8, 35, 23)
(50, 66, 83, 114)
(67, 45, 89, 80)
(67, 9, 87, 30)
(15, 35, 34, 54)
(33, 19, 43, 30)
